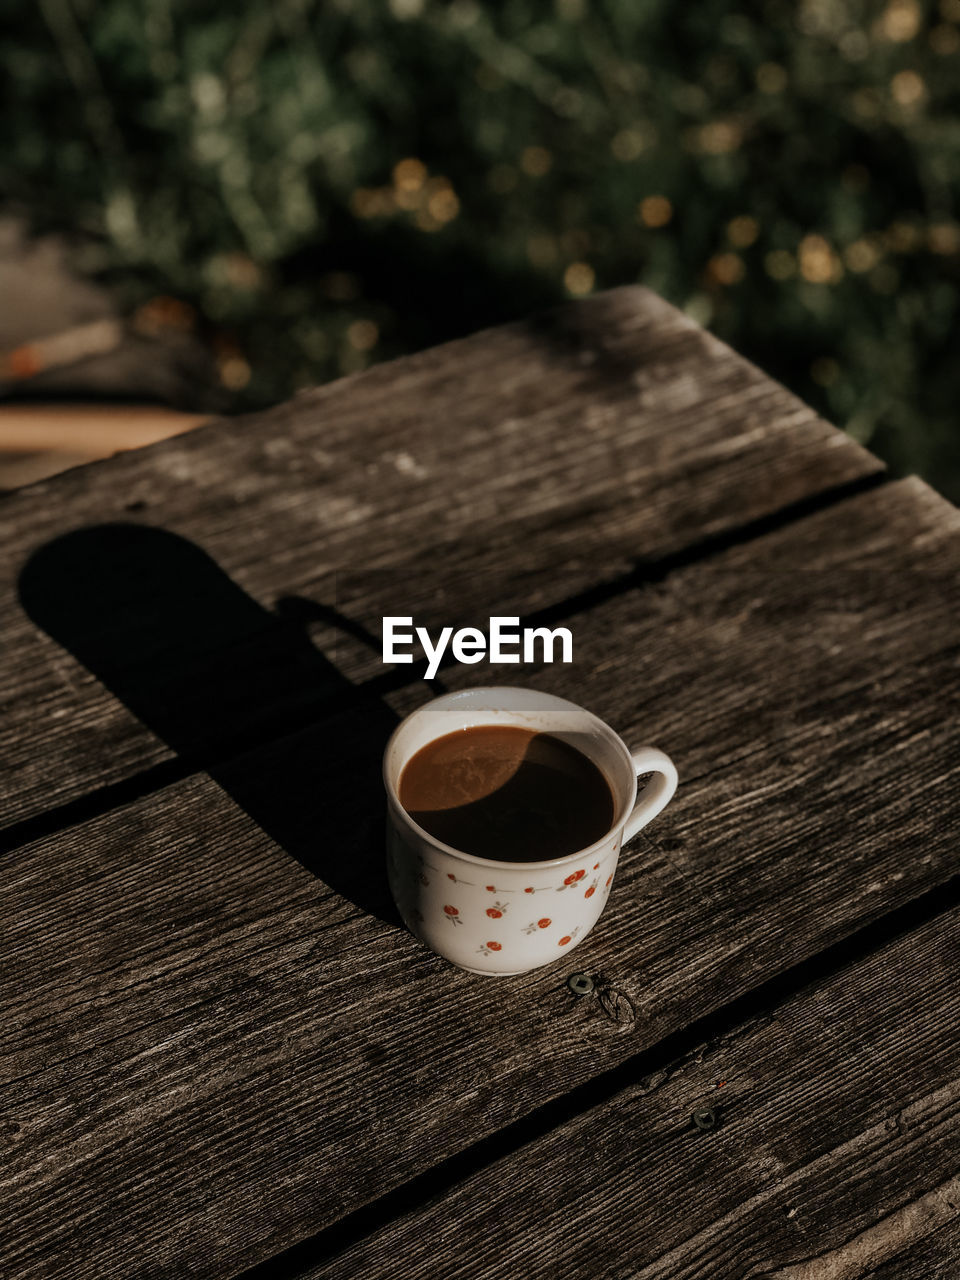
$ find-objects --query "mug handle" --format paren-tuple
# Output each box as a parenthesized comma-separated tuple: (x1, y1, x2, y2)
(623, 747, 679, 844)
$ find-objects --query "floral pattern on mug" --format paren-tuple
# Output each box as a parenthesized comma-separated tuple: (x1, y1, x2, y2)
(522, 917, 553, 935)
(477, 940, 502, 956)
(443, 904, 463, 925)
(557, 925, 582, 947)
(557, 869, 587, 891)
(486, 900, 509, 918)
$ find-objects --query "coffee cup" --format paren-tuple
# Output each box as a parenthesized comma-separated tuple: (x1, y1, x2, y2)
(383, 687, 678, 975)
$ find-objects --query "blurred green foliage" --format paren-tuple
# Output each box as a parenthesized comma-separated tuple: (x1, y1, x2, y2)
(3, 0, 959, 497)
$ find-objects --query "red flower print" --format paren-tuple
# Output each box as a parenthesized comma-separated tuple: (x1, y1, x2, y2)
(538, 918, 551, 929)
(593, 863, 600, 870)
(584, 887, 595, 899)
(605, 874, 613, 887)
(486, 885, 496, 892)
(447, 873, 456, 881)
(558, 935, 572, 946)
(562, 869, 586, 886)
(487, 941, 502, 951)
(524, 887, 535, 894)
(443, 904, 458, 915)
(486, 908, 502, 919)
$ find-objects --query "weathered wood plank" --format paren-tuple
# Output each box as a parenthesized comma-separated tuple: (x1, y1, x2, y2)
(1, 287, 879, 831)
(2, 479, 957, 1279)
(862, 1213, 960, 1280)
(384, 475, 960, 780)
(300, 908, 960, 1280)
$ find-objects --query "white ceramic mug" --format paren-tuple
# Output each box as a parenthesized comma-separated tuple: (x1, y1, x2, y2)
(383, 687, 678, 975)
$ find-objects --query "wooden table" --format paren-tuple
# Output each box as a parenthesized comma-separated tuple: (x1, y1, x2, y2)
(3, 288, 959, 1280)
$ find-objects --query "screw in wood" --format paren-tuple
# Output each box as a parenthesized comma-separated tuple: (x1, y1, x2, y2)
(692, 1107, 718, 1131)
(566, 972, 595, 996)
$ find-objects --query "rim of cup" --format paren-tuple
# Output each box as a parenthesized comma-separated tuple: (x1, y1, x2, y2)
(382, 686, 639, 870)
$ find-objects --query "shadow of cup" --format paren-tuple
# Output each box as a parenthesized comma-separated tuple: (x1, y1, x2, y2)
(18, 523, 401, 922)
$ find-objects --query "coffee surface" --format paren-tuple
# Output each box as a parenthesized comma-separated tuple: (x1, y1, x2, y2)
(398, 724, 614, 861)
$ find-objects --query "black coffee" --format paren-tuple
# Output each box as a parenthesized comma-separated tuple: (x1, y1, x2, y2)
(398, 724, 614, 861)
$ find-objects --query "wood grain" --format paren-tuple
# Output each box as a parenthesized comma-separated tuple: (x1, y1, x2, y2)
(862, 1212, 960, 1280)
(2, 479, 957, 1280)
(0, 287, 879, 832)
(299, 908, 960, 1280)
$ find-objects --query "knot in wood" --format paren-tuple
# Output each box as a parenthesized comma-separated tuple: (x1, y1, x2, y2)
(597, 985, 636, 1028)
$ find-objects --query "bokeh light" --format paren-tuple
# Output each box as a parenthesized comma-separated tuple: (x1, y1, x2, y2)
(3, 0, 958, 498)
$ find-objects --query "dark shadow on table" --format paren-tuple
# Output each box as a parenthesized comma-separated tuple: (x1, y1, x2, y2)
(18, 523, 404, 923)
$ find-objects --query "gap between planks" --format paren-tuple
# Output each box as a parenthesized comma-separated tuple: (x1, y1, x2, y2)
(231, 873, 960, 1280)
(0, 466, 887, 860)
